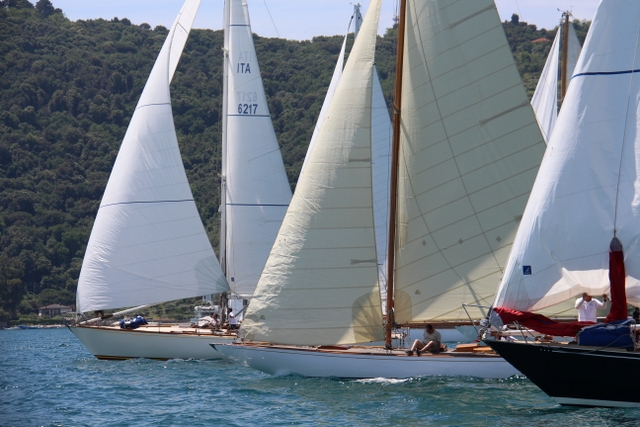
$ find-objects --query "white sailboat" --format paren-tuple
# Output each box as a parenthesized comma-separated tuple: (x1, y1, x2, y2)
(531, 11, 582, 144)
(69, 0, 291, 360)
(214, 0, 546, 378)
(485, 0, 640, 408)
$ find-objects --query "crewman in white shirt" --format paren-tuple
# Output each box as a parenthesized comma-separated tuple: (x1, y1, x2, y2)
(575, 292, 607, 322)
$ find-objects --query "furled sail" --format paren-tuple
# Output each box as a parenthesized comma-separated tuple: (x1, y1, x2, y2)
(222, 0, 292, 298)
(240, 0, 384, 346)
(493, 0, 640, 313)
(393, 0, 547, 323)
(76, 0, 229, 314)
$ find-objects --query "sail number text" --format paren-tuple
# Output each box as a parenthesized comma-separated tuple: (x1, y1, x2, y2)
(237, 91, 258, 114)
(238, 103, 258, 115)
(236, 51, 253, 73)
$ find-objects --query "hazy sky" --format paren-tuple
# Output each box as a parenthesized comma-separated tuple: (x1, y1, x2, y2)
(51, 0, 601, 40)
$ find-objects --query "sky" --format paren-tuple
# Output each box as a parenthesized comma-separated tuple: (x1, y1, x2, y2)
(51, 0, 601, 41)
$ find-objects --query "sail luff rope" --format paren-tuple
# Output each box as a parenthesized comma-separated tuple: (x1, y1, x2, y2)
(262, 0, 279, 38)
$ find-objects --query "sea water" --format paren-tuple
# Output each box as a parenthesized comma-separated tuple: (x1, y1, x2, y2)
(1, 328, 639, 427)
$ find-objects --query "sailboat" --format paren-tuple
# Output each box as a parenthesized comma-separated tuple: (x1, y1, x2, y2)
(531, 11, 582, 144)
(213, 0, 546, 378)
(69, 0, 291, 360)
(484, 0, 640, 408)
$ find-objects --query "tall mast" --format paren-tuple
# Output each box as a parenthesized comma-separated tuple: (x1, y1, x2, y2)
(560, 11, 571, 101)
(385, 0, 406, 349)
(354, 3, 363, 37)
(220, 0, 230, 278)
(219, 0, 230, 315)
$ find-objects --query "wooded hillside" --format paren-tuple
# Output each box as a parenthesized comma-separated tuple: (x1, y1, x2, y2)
(0, 0, 589, 321)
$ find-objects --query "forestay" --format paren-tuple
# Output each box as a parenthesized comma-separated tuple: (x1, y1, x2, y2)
(222, 0, 292, 298)
(493, 0, 640, 313)
(77, 0, 229, 314)
(240, 0, 384, 346)
(393, 0, 546, 323)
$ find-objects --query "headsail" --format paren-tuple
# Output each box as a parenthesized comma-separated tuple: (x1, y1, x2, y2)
(531, 16, 583, 143)
(531, 29, 560, 143)
(222, 0, 292, 298)
(240, 0, 384, 346)
(493, 0, 640, 314)
(393, 0, 547, 324)
(303, 6, 392, 309)
(76, 0, 229, 314)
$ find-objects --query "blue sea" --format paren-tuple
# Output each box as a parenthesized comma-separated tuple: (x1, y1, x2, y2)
(1, 328, 639, 427)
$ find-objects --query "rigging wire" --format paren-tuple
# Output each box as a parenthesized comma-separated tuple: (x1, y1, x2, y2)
(262, 0, 279, 38)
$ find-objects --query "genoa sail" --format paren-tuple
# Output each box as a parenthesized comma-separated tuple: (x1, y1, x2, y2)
(240, 0, 384, 346)
(493, 0, 640, 315)
(76, 0, 229, 314)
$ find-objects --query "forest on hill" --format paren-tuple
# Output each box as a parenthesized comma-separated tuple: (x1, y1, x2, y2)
(0, 0, 590, 322)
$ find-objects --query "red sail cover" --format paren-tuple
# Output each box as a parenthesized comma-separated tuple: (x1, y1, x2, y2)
(605, 239, 627, 322)
(493, 307, 595, 337)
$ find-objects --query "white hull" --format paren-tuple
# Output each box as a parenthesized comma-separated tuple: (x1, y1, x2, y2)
(213, 343, 520, 379)
(69, 325, 233, 360)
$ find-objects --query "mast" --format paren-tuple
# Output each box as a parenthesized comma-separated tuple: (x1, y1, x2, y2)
(219, 0, 230, 317)
(354, 3, 363, 36)
(560, 11, 571, 101)
(385, 0, 406, 349)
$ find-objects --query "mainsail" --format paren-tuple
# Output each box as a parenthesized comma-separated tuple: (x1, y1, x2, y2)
(76, 0, 229, 314)
(392, 0, 547, 324)
(221, 0, 292, 298)
(494, 0, 640, 314)
(240, 0, 384, 346)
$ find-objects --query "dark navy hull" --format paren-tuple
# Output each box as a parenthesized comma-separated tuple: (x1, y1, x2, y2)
(486, 340, 640, 408)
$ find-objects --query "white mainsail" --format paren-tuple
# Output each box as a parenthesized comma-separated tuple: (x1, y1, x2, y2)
(393, 0, 547, 324)
(494, 0, 640, 313)
(221, 0, 292, 298)
(240, 0, 384, 346)
(76, 0, 230, 314)
(531, 19, 582, 144)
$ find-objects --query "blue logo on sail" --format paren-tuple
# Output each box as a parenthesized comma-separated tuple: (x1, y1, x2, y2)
(523, 266, 532, 275)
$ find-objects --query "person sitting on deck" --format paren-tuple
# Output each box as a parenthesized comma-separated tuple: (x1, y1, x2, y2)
(406, 324, 442, 356)
(211, 313, 221, 330)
